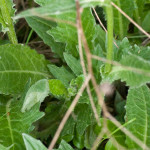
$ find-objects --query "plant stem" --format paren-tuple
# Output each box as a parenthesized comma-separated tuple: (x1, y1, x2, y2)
(0, 0, 18, 44)
(134, 0, 142, 26)
(104, 1, 114, 73)
(25, 29, 33, 45)
(116, 0, 124, 39)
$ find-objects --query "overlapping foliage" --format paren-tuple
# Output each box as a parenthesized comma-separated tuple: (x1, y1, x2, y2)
(0, 0, 150, 149)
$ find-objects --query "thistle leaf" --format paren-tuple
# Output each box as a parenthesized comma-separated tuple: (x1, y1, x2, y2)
(0, 97, 44, 149)
(126, 85, 150, 149)
(15, 0, 105, 19)
(25, 17, 65, 58)
(103, 53, 150, 88)
(0, 44, 50, 94)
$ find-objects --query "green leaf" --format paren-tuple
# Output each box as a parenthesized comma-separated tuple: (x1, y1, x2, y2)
(93, 25, 106, 52)
(60, 116, 75, 142)
(53, 140, 73, 150)
(113, 37, 150, 61)
(103, 53, 150, 88)
(107, 120, 127, 148)
(35, 101, 65, 140)
(131, 45, 150, 61)
(126, 85, 150, 149)
(0, 97, 44, 149)
(0, 0, 15, 33)
(15, 0, 105, 19)
(92, 44, 105, 80)
(21, 1, 106, 59)
(0, 144, 9, 150)
(48, 65, 75, 87)
(75, 103, 94, 136)
(22, 133, 47, 150)
(142, 11, 150, 32)
(23, 2, 103, 58)
(113, 37, 132, 61)
(105, 140, 120, 150)
(67, 75, 85, 97)
(111, 0, 135, 39)
(48, 8, 98, 57)
(21, 79, 49, 112)
(0, 38, 9, 45)
(134, 0, 145, 25)
(34, 0, 105, 7)
(49, 79, 68, 99)
(64, 53, 82, 76)
(114, 92, 126, 122)
(73, 132, 84, 149)
(25, 17, 65, 58)
(0, 44, 50, 94)
(84, 125, 98, 149)
(47, 12, 77, 57)
(81, 8, 98, 51)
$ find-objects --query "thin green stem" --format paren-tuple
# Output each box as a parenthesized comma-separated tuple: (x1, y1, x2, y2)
(116, 0, 124, 39)
(99, 118, 136, 145)
(134, 0, 142, 26)
(0, 0, 18, 44)
(105, 1, 114, 73)
(25, 29, 33, 45)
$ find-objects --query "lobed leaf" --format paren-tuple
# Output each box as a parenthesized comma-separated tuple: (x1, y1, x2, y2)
(25, 16, 65, 58)
(18, 0, 106, 59)
(103, 53, 150, 88)
(48, 8, 98, 57)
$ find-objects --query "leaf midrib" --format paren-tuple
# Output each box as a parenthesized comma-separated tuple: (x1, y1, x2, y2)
(0, 70, 51, 78)
(6, 100, 14, 150)
(141, 87, 148, 148)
